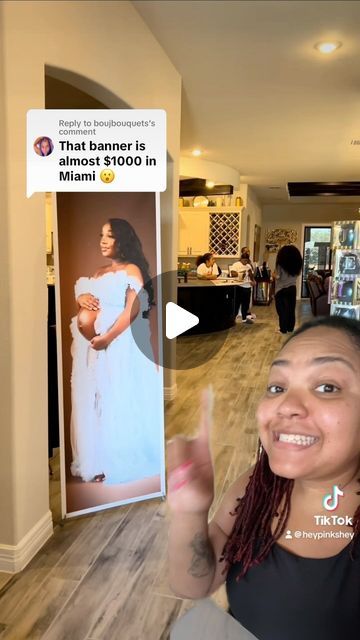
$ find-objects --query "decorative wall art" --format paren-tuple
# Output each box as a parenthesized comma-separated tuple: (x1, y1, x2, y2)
(265, 229, 298, 253)
(265, 228, 298, 253)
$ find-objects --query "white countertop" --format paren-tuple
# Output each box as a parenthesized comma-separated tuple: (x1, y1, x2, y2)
(178, 279, 242, 287)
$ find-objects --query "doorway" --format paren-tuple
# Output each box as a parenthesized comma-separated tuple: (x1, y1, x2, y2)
(45, 71, 127, 523)
(301, 226, 332, 297)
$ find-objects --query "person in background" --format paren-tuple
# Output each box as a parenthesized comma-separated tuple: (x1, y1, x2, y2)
(240, 247, 256, 320)
(167, 316, 360, 640)
(230, 253, 256, 324)
(274, 244, 303, 334)
(196, 253, 220, 280)
(240, 246, 255, 270)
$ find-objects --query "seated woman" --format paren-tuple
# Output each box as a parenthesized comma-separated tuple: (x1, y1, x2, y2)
(196, 253, 220, 280)
(167, 315, 360, 640)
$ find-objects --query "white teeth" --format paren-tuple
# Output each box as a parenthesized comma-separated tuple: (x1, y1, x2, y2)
(278, 433, 317, 446)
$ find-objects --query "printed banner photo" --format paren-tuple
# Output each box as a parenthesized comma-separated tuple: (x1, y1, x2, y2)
(55, 192, 165, 517)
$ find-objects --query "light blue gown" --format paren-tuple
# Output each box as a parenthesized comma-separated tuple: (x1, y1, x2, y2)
(70, 270, 163, 484)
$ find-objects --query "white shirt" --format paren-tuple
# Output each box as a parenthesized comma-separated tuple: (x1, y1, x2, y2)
(197, 262, 219, 277)
(230, 261, 253, 287)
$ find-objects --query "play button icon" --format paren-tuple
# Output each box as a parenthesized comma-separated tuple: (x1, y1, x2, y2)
(166, 302, 199, 339)
(130, 270, 231, 370)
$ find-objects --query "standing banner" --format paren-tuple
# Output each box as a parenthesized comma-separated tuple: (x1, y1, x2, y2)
(55, 192, 165, 517)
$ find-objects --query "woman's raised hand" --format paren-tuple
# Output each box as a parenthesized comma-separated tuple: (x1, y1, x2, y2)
(167, 386, 215, 515)
(77, 293, 100, 311)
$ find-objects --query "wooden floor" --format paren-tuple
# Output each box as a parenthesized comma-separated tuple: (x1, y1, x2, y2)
(0, 301, 312, 640)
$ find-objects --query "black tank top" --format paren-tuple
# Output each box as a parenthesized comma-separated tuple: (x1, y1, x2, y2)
(226, 542, 360, 639)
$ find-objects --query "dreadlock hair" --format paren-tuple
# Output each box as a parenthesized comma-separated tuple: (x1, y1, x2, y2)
(221, 444, 293, 580)
(221, 315, 360, 580)
(108, 218, 155, 318)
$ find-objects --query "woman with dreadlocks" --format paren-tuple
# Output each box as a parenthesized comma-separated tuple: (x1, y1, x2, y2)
(70, 218, 161, 485)
(167, 316, 360, 639)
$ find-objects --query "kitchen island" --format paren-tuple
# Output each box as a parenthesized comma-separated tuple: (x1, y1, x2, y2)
(177, 279, 241, 335)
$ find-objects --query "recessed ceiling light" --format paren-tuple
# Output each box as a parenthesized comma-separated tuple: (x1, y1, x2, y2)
(269, 186, 281, 190)
(206, 180, 215, 188)
(192, 149, 202, 157)
(314, 41, 342, 54)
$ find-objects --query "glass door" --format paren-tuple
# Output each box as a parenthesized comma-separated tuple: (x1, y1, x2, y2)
(302, 226, 332, 297)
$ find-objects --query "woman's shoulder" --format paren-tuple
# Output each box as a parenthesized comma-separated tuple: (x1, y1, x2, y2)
(122, 263, 143, 289)
(124, 263, 142, 278)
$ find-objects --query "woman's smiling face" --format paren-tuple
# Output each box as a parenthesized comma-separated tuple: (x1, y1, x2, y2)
(40, 138, 50, 155)
(100, 223, 117, 259)
(256, 327, 360, 482)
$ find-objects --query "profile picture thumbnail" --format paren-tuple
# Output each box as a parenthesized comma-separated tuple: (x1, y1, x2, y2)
(33, 136, 54, 157)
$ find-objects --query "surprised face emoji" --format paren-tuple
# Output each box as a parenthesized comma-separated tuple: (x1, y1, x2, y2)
(100, 169, 115, 184)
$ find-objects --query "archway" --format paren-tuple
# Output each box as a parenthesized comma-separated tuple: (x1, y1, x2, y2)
(45, 68, 175, 522)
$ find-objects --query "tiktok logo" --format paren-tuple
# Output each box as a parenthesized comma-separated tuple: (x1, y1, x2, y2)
(323, 485, 344, 511)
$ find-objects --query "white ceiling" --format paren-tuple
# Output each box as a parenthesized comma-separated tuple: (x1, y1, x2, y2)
(133, 0, 360, 203)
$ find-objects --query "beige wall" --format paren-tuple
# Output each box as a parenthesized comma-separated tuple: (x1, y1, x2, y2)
(243, 187, 263, 261)
(0, 5, 14, 544)
(261, 202, 359, 295)
(1, 0, 181, 550)
(261, 202, 359, 260)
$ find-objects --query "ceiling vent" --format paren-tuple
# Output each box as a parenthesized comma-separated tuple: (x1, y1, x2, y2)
(287, 182, 360, 197)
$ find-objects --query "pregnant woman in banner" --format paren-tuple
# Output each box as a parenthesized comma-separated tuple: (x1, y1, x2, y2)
(70, 218, 162, 484)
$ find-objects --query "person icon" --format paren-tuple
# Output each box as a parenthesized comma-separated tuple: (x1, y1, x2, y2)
(33, 136, 54, 157)
(285, 530, 293, 539)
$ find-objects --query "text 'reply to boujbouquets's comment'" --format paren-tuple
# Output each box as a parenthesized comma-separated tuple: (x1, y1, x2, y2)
(27, 109, 166, 196)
